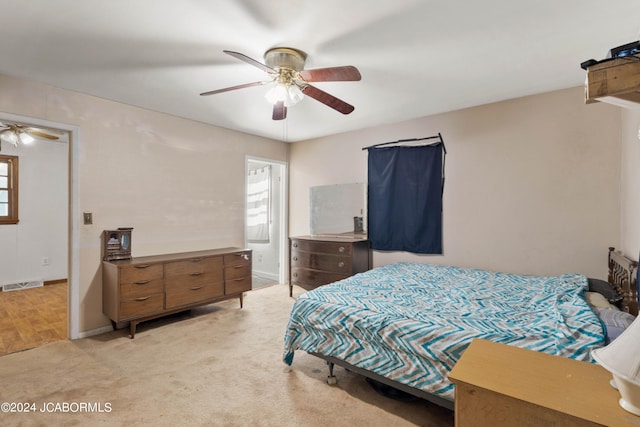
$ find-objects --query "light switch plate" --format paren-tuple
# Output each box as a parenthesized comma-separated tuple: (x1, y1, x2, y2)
(83, 212, 93, 225)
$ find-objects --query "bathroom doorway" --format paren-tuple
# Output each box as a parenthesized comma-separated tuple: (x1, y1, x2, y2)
(245, 157, 287, 288)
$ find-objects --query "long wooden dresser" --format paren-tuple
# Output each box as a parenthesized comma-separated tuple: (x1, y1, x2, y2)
(103, 247, 251, 338)
(289, 235, 371, 297)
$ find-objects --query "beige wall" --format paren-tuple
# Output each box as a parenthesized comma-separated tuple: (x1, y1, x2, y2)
(290, 86, 622, 279)
(0, 74, 289, 335)
(621, 108, 640, 260)
(1, 71, 633, 335)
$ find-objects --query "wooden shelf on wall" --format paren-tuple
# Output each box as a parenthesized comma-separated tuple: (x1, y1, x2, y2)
(585, 54, 640, 108)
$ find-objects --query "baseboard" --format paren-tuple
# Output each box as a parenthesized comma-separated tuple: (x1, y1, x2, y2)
(44, 279, 67, 286)
(76, 325, 113, 339)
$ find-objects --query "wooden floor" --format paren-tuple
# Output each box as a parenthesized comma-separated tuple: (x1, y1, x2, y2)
(0, 282, 67, 356)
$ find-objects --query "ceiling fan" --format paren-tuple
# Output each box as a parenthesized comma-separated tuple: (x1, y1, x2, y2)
(0, 122, 62, 151)
(200, 47, 361, 120)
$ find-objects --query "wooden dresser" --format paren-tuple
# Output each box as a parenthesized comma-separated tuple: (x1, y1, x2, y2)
(448, 339, 638, 427)
(103, 247, 251, 338)
(289, 235, 371, 297)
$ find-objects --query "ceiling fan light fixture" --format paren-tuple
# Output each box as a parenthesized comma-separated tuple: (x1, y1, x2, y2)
(18, 131, 35, 144)
(264, 82, 304, 107)
(0, 129, 18, 146)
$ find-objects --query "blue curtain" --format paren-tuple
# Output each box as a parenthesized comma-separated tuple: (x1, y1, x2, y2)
(367, 143, 445, 254)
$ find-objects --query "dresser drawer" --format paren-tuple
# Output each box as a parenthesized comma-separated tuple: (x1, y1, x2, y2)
(224, 251, 251, 267)
(121, 278, 164, 300)
(120, 293, 164, 319)
(120, 263, 163, 283)
(165, 283, 224, 309)
(290, 239, 353, 256)
(291, 251, 353, 273)
(224, 264, 251, 281)
(226, 276, 252, 294)
(165, 256, 223, 277)
(291, 267, 349, 287)
(165, 269, 224, 291)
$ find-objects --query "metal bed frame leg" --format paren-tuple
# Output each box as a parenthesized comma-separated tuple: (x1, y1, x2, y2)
(326, 360, 337, 385)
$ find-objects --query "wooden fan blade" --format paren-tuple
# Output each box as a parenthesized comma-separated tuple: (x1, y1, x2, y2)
(299, 66, 361, 82)
(272, 101, 287, 120)
(23, 126, 64, 135)
(223, 50, 275, 74)
(301, 84, 355, 115)
(200, 81, 267, 96)
(26, 130, 59, 140)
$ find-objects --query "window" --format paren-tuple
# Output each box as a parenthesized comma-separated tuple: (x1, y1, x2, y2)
(0, 155, 18, 224)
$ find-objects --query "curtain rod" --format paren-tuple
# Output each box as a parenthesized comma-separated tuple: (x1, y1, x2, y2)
(362, 132, 444, 151)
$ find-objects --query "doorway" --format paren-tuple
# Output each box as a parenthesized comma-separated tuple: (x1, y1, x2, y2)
(245, 157, 287, 288)
(0, 111, 80, 343)
(0, 114, 71, 354)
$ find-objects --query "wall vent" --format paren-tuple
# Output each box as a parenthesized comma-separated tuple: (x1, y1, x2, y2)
(2, 280, 43, 292)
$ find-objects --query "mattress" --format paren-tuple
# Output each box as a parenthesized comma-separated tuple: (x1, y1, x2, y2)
(283, 262, 605, 401)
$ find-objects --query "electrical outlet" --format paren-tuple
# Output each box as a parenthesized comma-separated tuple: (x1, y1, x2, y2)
(42, 257, 50, 266)
(83, 212, 93, 225)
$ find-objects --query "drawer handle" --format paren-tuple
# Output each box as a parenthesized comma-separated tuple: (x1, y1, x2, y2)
(233, 278, 245, 282)
(293, 272, 298, 277)
(135, 296, 151, 301)
(135, 264, 151, 269)
(190, 272, 203, 277)
(134, 280, 151, 285)
(191, 258, 203, 262)
(234, 265, 244, 269)
(338, 246, 345, 253)
(338, 262, 345, 268)
(190, 286, 204, 291)
(293, 256, 298, 261)
(293, 243, 298, 248)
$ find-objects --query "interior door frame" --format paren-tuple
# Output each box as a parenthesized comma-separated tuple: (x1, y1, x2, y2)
(0, 111, 80, 339)
(245, 156, 288, 284)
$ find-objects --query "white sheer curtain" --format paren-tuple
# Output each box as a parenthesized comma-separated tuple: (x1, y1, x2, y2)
(247, 165, 271, 243)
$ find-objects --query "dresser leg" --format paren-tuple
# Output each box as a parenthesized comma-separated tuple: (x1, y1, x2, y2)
(129, 321, 137, 339)
(239, 294, 244, 308)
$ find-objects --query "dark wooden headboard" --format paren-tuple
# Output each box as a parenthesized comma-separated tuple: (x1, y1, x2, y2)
(608, 247, 639, 316)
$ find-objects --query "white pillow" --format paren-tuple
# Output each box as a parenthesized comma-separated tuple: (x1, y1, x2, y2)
(585, 291, 618, 310)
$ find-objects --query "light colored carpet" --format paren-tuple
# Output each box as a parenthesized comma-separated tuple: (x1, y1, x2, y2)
(0, 284, 454, 426)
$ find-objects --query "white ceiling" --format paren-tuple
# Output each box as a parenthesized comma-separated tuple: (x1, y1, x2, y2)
(1, 0, 639, 142)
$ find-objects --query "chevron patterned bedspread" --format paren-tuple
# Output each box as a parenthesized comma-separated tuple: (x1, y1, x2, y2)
(282, 262, 605, 401)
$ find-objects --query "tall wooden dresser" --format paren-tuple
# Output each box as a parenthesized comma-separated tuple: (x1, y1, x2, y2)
(289, 235, 371, 297)
(103, 247, 251, 338)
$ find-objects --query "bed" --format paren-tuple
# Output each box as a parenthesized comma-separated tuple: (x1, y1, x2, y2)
(282, 247, 638, 409)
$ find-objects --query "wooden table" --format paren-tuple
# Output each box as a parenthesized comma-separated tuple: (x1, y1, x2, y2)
(448, 339, 640, 426)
